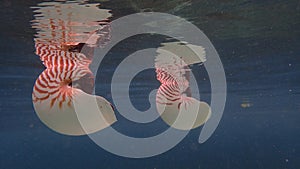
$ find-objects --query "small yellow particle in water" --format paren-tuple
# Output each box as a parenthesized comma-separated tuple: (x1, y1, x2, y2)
(240, 103, 252, 108)
(240, 98, 253, 108)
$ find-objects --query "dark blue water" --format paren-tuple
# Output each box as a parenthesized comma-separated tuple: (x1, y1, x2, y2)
(1, 0, 300, 169)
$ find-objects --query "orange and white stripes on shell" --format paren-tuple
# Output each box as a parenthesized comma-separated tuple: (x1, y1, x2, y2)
(31, 1, 117, 135)
(31, 1, 112, 110)
(155, 54, 192, 110)
(32, 42, 92, 109)
(154, 49, 211, 130)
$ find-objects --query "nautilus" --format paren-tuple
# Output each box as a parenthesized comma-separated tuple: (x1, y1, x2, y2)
(31, 1, 116, 135)
(155, 42, 211, 130)
(31, 1, 211, 136)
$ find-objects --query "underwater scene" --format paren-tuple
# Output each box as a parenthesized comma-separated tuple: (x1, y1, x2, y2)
(0, 0, 299, 169)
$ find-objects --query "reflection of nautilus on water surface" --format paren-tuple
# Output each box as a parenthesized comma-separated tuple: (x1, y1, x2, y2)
(31, 1, 116, 135)
(155, 42, 211, 130)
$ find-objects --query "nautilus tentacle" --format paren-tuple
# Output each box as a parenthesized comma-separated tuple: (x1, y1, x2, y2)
(31, 1, 116, 135)
(155, 42, 211, 130)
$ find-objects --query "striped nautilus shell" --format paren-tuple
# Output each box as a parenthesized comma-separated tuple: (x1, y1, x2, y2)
(31, 1, 116, 135)
(155, 42, 211, 130)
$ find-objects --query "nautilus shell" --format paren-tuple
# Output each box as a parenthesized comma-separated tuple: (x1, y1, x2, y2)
(31, 1, 116, 135)
(155, 42, 211, 130)
(31, 1, 211, 135)
(32, 42, 116, 135)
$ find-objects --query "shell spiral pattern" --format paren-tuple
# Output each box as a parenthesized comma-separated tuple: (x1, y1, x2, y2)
(31, 1, 116, 135)
(155, 43, 211, 130)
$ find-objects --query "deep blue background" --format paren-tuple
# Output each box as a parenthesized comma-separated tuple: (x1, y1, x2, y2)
(0, 0, 299, 169)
